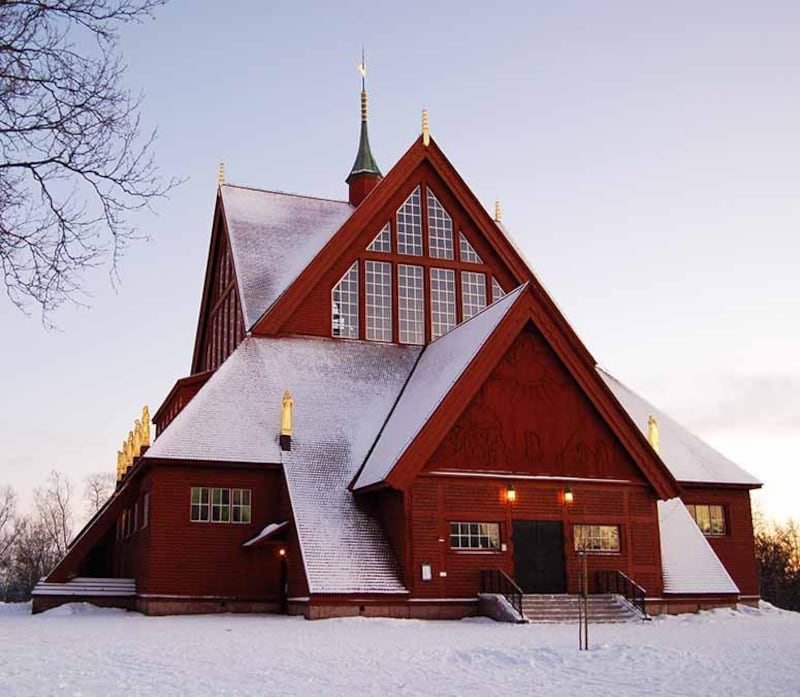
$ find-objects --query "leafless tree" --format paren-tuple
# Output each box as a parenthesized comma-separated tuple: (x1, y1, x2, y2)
(33, 470, 74, 557)
(83, 471, 115, 516)
(0, 486, 19, 599)
(0, 0, 175, 319)
(8, 516, 59, 599)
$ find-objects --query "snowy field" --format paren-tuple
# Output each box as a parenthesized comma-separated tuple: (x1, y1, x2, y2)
(1, 603, 799, 697)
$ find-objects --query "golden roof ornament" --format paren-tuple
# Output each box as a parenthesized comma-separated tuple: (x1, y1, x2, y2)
(134, 419, 143, 454)
(494, 200, 503, 223)
(422, 109, 430, 146)
(281, 390, 294, 437)
(648, 415, 660, 455)
(218, 162, 225, 186)
(142, 405, 151, 447)
(359, 49, 368, 122)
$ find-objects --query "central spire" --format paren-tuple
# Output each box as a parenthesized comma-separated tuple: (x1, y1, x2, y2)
(346, 50, 382, 206)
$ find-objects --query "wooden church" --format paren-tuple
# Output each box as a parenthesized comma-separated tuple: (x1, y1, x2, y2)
(33, 73, 762, 620)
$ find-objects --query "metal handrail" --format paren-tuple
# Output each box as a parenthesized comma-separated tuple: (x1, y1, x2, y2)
(596, 569, 648, 617)
(480, 569, 524, 619)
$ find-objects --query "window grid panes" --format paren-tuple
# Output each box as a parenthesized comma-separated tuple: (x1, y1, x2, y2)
(450, 522, 500, 550)
(211, 488, 231, 522)
(459, 232, 483, 263)
(430, 268, 456, 339)
(574, 524, 620, 552)
(366, 260, 393, 341)
(367, 222, 392, 253)
(398, 264, 425, 344)
(232, 489, 252, 524)
(491, 276, 506, 303)
(461, 271, 487, 320)
(396, 186, 423, 256)
(190, 487, 210, 522)
(331, 262, 359, 338)
(427, 190, 454, 260)
(686, 504, 726, 536)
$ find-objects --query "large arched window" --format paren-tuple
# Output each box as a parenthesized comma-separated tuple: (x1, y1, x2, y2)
(331, 185, 508, 343)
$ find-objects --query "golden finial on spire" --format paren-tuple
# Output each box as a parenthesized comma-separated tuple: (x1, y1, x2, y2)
(218, 162, 225, 186)
(648, 415, 660, 454)
(358, 49, 368, 123)
(142, 405, 151, 447)
(421, 109, 430, 146)
(494, 200, 503, 223)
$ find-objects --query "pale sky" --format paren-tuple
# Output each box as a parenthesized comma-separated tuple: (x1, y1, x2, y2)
(1, 1, 798, 522)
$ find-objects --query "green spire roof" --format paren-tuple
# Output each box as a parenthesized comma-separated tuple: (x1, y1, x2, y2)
(346, 92, 382, 183)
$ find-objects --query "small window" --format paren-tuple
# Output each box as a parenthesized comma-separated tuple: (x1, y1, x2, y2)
(365, 260, 393, 342)
(397, 186, 423, 256)
(133, 502, 139, 533)
(686, 504, 726, 536)
(430, 268, 456, 339)
(450, 522, 500, 550)
(461, 271, 487, 320)
(142, 492, 150, 529)
(459, 232, 483, 264)
(211, 488, 231, 522)
(367, 223, 392, 253)
(491, 277, 506, 303)
(232, 489, 252, 524)
(574, 525, 620, 552)
(190, 487, 210, 522)
(332, 262, 359, 339)
(427, 190, 454, 260)
(398, 264, 425, 344)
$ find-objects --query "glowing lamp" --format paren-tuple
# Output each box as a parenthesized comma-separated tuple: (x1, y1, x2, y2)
(278, 548, 287, 558)
(564, 485, 574, 505)
(505, 483, 516, 503)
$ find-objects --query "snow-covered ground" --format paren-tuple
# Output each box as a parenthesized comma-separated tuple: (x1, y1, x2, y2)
(2, 602, 799, 696)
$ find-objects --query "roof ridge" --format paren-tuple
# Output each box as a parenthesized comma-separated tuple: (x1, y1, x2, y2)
(222, 183, 352, 206)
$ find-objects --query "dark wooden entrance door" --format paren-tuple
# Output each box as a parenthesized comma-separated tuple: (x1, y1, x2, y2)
(512, 520, 566, 593)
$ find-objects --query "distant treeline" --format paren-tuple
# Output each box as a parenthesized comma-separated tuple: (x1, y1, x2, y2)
(754, 514, 800, 612)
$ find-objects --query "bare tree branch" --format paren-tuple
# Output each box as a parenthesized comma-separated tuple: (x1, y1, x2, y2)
(0, 0, 177, 321)
(83, 471, 114, 516)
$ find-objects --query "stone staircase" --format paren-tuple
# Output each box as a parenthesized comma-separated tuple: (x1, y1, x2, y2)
(521, 593, 643, 623)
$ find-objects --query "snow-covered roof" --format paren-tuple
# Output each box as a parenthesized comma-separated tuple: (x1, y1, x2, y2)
(598, 369, 760, 486)
(221, 185, 353, 329)
(353, 286, 525, 491)
(146, 336, 420, 594)
(658, 498, 739, 594)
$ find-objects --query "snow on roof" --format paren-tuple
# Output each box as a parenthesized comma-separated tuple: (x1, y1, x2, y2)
(598, 369, 760, 486)
(658, 498, 739, 594)
(221, 185, 353, 329)
(242, 521, 288, 547)
(146, 335, 420, 594)
(353, 285, 525, 491)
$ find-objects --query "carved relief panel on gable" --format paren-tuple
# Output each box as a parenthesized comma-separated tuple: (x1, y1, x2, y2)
(428, 327, 645, 481)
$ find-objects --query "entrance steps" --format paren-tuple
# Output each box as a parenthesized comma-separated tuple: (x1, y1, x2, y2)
(521, 593, 642, 623)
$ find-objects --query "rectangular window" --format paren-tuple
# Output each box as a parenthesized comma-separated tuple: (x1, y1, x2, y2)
(331, 262, 359, 338)
(232, 489, 252, 524)
(686, 504, 726, 536)
(397, 186, 423, 256)
(461, 271, 487, 320)
(427, 190, 454, 260)
(133, 502, 139, 533)
(449, 522, 500, 550)
(211, 488, 231, 522)
(366, 260, 393, 341)
(142, 492, 150, 529)
(574, 525, 620, 552)
(190, 486, 210, 522)
(398, 264, 425, 344)
(430, 267, 456, 339)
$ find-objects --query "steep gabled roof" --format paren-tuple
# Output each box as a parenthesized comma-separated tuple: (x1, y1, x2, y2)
(220, 185, 353, 329)
(599, 369, 761, 487)
(352, 286, 525, 490)
(145, 336, 420, 594)
(658, 498, 740, 594)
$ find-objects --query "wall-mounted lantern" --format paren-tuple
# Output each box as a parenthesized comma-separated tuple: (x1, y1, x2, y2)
(505, 483, 517, 504)
(564, 485, 574, 505)
(277, 547, 287, 558)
